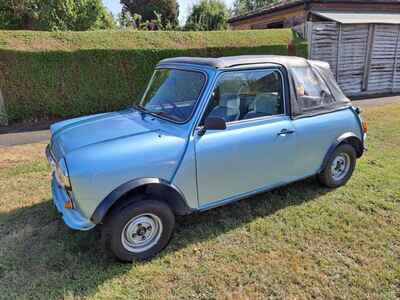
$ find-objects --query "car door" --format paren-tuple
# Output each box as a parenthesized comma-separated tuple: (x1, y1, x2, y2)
(194, 68, 297, 208)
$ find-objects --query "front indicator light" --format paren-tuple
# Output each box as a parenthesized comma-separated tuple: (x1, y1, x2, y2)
(362, 120, 368, 133)
(64, 199, 74, 209)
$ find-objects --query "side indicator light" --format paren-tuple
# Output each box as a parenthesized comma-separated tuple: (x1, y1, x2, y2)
(64, 200, 74, 209)
(362, 120, 368, 133)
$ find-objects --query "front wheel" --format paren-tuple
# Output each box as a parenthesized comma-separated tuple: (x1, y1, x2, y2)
(101, 199, 175, 262)
(318, 143, 357, 188)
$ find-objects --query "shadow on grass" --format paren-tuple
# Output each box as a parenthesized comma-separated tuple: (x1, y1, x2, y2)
(0, 177, 330, 299)
(170, 177, 330, 254)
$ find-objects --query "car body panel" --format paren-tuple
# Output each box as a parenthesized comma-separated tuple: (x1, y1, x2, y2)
(194, 115, 297, 207)
(291, 108, 363, 178)
(51, 110, 158, 158)
(65, 123, 188, 219)
(50, 113, 108, 136)
(171, 139, 199, 209)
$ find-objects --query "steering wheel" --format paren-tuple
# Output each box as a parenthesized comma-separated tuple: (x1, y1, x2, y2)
(166, 100, 187, 120)
(159, 100, 187, 120)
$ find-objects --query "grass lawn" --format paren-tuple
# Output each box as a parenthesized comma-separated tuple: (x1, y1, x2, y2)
(0, 104, 399, 299)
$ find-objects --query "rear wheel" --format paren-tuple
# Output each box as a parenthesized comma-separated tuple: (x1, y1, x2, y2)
(102, 198, 175, 262)
(318, 143, 356, 188)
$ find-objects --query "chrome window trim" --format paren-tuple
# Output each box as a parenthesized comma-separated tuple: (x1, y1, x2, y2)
(225, 113, 287, 127)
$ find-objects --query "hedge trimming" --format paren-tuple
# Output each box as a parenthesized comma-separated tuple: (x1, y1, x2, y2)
(0, 29, 307, 123)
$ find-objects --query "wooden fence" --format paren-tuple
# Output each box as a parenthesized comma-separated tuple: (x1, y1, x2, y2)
(306, 22, 400, 97)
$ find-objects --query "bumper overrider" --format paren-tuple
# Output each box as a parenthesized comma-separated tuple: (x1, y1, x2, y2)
(46, 145, 95, 231)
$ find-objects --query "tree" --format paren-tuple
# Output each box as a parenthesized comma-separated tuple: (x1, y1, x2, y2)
(120, 0, 179, 26)
(0, 0, 115, 31)
(117, 9, 176, 30)
(185, 0, 229, 31)
(232, 0, 279, 16)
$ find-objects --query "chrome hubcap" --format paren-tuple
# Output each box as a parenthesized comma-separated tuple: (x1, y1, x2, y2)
(121, 213, 163, 253)
(331, 153, 350, 181)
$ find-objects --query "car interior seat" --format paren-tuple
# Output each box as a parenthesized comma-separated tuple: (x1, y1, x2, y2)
(244, 93, 280, 119)
(208, 94, 240, 122)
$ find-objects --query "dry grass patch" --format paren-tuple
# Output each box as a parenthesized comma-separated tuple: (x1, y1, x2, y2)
(0, 143, 46, 168)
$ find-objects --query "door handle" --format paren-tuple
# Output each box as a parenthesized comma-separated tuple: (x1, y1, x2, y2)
(277, 128, 295, 136)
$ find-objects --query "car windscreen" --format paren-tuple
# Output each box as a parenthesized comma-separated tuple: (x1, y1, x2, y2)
(140, 68, 206, 123)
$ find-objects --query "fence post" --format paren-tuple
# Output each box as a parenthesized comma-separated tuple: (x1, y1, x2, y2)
(335, 23, 342, 82)
(362, 24, 375, 92)
(306, 22, 312, 59)
(0, 88, 8, 126)
(392, 24, 400, 93)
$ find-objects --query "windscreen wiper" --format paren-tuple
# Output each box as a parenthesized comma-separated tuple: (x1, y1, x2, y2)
(151, 111, 181, 121)
(132, 104, 146, 112)
(133, 104, 180, 122)
(132, 104, 153, 119)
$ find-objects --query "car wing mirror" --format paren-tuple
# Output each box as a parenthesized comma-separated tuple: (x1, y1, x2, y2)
(198, 117, 226, 136)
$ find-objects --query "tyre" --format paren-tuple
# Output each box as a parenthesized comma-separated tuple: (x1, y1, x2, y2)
(101, 198, 175, 262)
(318, 143, 357, 188)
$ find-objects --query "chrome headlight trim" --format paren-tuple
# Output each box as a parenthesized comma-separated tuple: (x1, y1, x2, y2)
(46, 144, 56, 167)
(55, 158, 72, 191)
(46, 144, 72, 191)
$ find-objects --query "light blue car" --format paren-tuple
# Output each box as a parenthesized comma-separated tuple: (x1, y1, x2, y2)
(46, 55, 366, 261)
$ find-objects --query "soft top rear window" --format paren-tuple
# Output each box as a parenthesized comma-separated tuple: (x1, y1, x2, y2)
(290, 65, 350, 116)
(312, 65, 349, 103)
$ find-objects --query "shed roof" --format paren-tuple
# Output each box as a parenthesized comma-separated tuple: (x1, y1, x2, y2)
(228, 0, 400, 23)
(158, 55, 309, 69)
(312, 11, 400, 24)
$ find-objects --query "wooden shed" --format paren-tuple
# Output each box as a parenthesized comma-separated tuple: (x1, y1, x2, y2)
(306, 12, 400, 97)
(229, 0, 400, 97)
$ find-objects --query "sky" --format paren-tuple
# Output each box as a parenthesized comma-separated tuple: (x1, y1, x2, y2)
(102, 0, 235, 25)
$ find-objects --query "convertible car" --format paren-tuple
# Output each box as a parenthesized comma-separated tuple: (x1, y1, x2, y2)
(47, 55, 367, 261)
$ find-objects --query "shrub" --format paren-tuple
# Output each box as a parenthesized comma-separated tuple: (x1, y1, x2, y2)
(0, 29, 307, 123)
(184, 0, 229, 31)
(0, 0, 115, 31)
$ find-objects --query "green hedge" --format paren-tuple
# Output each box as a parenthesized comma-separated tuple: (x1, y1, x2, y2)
(0, 29, 307, 124)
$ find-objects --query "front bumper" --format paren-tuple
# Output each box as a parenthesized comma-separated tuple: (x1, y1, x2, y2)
(51, 175, 95, 231)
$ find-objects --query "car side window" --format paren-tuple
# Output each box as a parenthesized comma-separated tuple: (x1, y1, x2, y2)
(291, 66, 334, 111)
(202, 69, 284, 123)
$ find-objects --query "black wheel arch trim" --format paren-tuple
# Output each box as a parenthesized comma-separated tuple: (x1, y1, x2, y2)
(320, 132, 364, 173)
(91, 178, 193, 224)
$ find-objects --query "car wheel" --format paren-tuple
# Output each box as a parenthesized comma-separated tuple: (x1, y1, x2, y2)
(318, 143, 356, 188)
(101, 198, 175, 262)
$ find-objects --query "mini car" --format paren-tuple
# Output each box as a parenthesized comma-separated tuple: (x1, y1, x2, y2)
(46, 55, 367, 261)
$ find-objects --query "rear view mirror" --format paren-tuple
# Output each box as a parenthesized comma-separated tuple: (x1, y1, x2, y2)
(198, 117, 226, 136)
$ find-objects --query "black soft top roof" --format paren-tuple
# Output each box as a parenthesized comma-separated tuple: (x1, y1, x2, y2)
(159, 55, 350, 116)
(158, 55, 310, 69)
